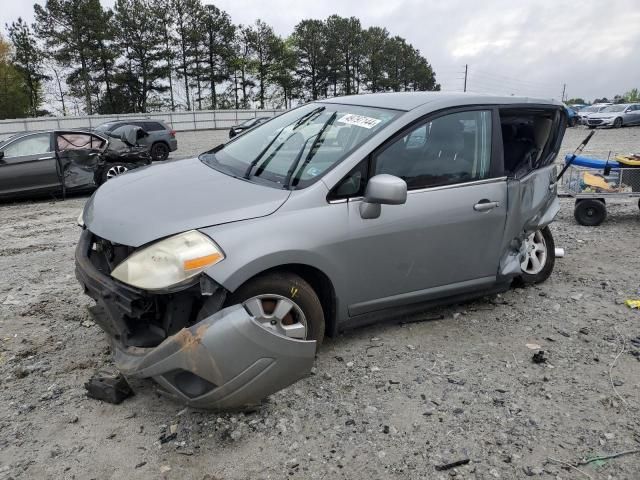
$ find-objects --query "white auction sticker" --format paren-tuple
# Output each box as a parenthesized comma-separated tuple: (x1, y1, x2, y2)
(338, 114, 382, 129)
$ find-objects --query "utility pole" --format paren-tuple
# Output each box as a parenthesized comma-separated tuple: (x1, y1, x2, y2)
(463, 64, 468, 92)
(561, 83, 566, 102)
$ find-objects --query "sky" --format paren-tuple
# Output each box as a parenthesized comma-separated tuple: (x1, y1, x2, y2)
(2, 0, 639, 102)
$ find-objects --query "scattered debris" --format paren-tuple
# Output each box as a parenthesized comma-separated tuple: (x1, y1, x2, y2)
(526, 343, 541, 350)
(532, 351, 548, 364)
(435, 458, 470, 471)
(84, 371, 133, 405)
(625, 299, 640, 309)
(135, 462, 146, 469)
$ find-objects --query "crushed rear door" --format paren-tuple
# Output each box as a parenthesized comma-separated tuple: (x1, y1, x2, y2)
(497, 106, 567, 278)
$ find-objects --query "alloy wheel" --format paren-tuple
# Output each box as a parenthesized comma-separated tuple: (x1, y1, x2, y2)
(243, 294, 308, 339)
(521, 230, 547, 275)
(105, 165, 129, 180)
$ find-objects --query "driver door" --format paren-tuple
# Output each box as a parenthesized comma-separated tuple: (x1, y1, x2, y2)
(343, 109, 508, 316)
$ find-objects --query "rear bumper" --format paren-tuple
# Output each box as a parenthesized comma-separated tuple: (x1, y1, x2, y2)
(168, 138, 178, 151)
(75, 230, 316, 409)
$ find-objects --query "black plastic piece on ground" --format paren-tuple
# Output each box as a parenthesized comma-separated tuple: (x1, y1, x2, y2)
(532, 351, 547, 364)
(435, 458, 470, 471)
(85, 371, 133, 404)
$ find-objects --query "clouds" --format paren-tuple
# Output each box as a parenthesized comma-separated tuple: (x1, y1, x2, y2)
(3, 0, 639, 101)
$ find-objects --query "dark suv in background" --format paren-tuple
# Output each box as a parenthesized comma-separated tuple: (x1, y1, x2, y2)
(95, 119, 177, 161)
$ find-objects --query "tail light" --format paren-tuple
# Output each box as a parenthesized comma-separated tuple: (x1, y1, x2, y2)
(169, 129, 176, 137)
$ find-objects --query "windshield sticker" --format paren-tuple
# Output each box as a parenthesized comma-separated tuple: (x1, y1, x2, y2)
(306, 167, 322, 177)
(338, 114, 382, 129)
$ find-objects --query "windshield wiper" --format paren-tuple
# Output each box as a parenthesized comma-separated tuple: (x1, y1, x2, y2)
(292, 106, 325, 129)
(243, 106, 326, 179)
(284, 112, 337, 190)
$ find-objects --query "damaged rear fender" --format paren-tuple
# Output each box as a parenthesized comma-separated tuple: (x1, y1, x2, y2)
(110, 304, 316, 410)
(498, 165, 560, 279)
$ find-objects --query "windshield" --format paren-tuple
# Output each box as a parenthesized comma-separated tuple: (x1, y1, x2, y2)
(582, 106, 599, 113)
(201, 103, 400, 189)
(602, 105, 626, 113)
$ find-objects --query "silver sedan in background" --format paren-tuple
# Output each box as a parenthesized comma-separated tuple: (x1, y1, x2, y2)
(585, 103, 640, 128)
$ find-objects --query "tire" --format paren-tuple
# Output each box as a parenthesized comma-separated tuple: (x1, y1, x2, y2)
(151, 142, 170, 161)
(225, 272, 325, 347)
(637, 198, 640, 211)
(613, 117, 623, 128)
(574, 198, 606, 226)
(569, 117, 578, 127)
(99, 162, 131, 184)
(588, 126, 596, 129)
(518, 227, 556, 285)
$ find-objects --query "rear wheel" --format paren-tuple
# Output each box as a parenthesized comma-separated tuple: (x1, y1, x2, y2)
(518, 227, 555, 285)
(100, 162, 130, 184)
(225, 272, 325, 347)
(574, 198, 606, 226)
(151, 142, 170, 161)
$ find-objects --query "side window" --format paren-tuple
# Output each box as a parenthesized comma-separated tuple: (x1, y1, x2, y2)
(3, 134, 51, 157)
(329, 160, 369, 200)
(374, 110, 492, 190)
(143, 122, 164, 131)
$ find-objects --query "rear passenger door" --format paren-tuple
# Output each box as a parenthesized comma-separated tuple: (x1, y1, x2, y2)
(0, 132, 58, 196)
(343, 109, 508, 316)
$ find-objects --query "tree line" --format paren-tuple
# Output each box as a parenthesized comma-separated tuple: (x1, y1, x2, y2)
(0, 0, 440, 119)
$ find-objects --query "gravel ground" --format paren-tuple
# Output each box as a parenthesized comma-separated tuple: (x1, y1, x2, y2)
(0, 126, 639, 480)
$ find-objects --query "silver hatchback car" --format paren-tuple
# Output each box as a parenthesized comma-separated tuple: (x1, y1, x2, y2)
(76, 92, 567, 409)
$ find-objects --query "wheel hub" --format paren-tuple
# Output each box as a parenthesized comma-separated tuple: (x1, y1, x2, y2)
(521, 230, 548, 275)
(106, 165, 128, 179)
(242, 294, 308, 339)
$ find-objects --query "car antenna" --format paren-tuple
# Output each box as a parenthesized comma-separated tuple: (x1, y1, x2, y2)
(556, 130, 595, 182)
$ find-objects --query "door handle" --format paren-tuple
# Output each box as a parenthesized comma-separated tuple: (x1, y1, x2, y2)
(473, 201, 499, 212)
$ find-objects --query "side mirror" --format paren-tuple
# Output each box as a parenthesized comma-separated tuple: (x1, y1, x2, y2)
(359, 174, 407, 219)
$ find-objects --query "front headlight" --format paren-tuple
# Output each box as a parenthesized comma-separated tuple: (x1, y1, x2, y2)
(111, 230, 224, 290)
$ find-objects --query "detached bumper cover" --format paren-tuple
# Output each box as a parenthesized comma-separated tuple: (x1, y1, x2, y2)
(75, 230, 316, 410)
(107, 305, 316, 409)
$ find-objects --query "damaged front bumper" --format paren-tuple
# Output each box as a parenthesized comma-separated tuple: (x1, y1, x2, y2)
(75, 230, 316, 409)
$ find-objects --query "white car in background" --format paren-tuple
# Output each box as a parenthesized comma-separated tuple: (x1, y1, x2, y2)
(577, 103, 611, 124)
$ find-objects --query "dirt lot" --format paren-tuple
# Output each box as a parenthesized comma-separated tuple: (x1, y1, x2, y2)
(0, 126, 639, 480)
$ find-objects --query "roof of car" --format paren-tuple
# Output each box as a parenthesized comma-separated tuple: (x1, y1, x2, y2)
(319, 91, 562, 111)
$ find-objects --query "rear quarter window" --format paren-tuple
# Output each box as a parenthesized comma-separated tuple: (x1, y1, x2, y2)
(143, 122, 166, 132)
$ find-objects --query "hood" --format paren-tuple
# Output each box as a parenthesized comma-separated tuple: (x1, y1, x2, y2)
(84, 157, 290, 247)
(588, 112, 618, 119)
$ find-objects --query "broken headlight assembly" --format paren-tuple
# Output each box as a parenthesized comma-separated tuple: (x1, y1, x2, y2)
(111, 230, 224, 291)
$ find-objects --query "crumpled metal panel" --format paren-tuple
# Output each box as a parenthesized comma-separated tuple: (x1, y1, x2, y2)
(58, 151, 101, 189)
(498, 164, 559, 279)
(111, 304, 316, 410)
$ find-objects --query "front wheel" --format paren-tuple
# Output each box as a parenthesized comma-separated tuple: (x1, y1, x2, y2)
(613, 117, 623, 128)
(518, 227, 555, 285)
(225, 272, 325, 348)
